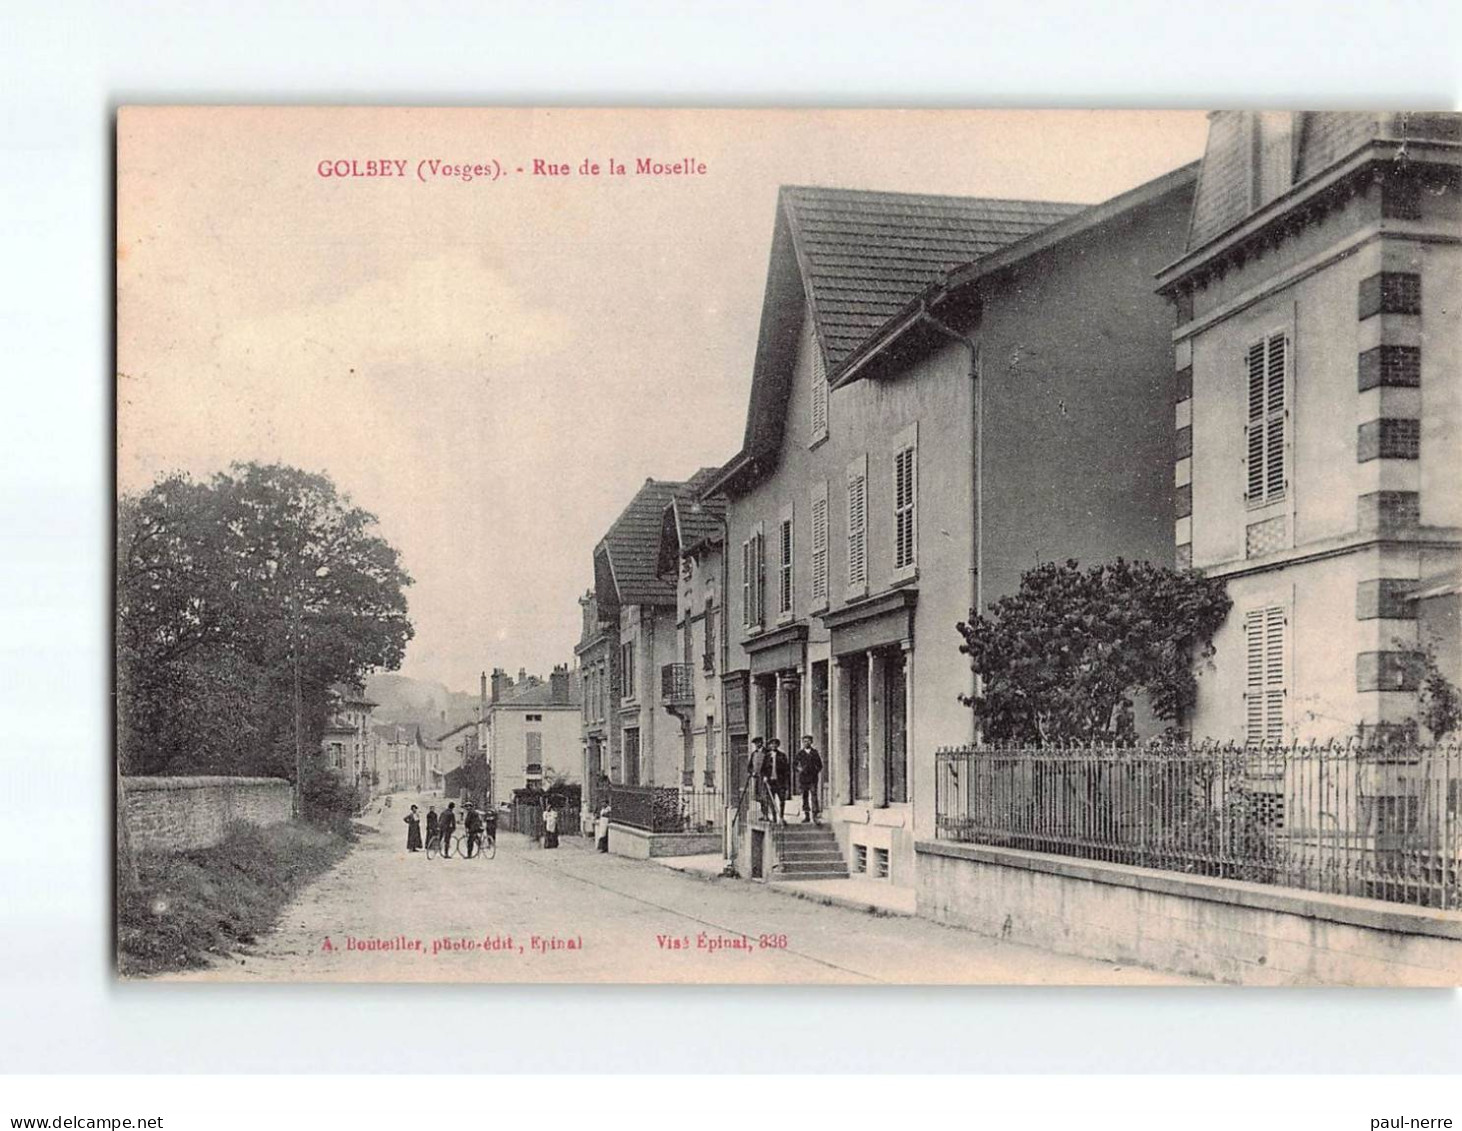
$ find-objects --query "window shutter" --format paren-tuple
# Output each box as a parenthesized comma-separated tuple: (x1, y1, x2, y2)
(1244, 606, 1287, 743)
(741, 540, 751, 627)
(1246, 342, 1266, 502)
(810, 318, 828, 440)
(847, 458, 868, 593)
(778, 513, 794, 616)
(1245, 334, 1289, 505)
(810, 482, 829, 608)
(754, 528, 765, 626)
(894, 444, 916, 571)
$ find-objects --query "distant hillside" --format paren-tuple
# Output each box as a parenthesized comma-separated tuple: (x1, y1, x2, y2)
(364, 673, 479, 740)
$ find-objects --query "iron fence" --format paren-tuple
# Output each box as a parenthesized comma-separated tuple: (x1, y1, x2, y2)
(609, 783, 725, 834)
(934, 741, 1462, 909)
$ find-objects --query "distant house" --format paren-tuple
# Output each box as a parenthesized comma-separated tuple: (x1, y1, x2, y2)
(656, 487, 729, 795)
(321, 684, 377, 796)
(481, 665, 581, 804)
(371, 722, 428, 793)
(432, 719, 478, 795)
(585, 473, 721, 795)
(1156, 112, 1461, 742)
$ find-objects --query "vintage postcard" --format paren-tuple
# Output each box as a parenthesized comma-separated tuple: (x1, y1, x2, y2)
(115, 107, 1462, 985)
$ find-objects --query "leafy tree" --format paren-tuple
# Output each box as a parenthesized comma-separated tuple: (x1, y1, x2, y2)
(957, 558, 1232, 744)
(117, 462, 413, 781)
(1414, 646, 1462, 741)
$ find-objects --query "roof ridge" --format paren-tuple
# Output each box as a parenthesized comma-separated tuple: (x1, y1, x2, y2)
(781, 183, 1088, 209)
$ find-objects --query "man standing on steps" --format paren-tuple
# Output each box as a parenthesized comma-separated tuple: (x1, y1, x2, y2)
(794, 735, 823, 824)
(746, 737, 774, 822)
(768, 737, 791, 826)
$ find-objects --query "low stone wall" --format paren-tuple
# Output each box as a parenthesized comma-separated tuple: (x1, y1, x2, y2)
(916, 839, 1462, 986)
(608, 823, 722, 860)
(123, 776, 293, 853)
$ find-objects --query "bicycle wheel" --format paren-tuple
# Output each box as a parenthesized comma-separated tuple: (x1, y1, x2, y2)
(454, 834, 472, 859)
(425, 835, 439, 860)
(483, 835, 496, 860)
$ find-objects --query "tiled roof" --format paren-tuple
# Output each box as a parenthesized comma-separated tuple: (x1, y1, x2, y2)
(599, 470, 720, 607)
(782, 186, 1084, 371)
(497, 680, 578, 709)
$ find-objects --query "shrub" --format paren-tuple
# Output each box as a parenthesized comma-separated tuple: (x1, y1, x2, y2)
(115, 820, 350, 976)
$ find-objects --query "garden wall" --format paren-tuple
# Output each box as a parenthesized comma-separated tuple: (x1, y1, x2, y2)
(122, 776, 293, 852)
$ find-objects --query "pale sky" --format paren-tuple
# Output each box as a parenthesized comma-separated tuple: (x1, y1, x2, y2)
(117, 108, 1208, 693)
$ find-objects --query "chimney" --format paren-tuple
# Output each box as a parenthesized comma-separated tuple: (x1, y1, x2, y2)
(490, 668, 509, 703)
(550, 663, 569, 705)
(518, 667, 527, 685)
(480, 671, 488, 706)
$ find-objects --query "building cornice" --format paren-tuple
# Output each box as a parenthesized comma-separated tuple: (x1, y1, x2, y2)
(1199, 529, 1462, 582)
(1156, 139, 1462, 297)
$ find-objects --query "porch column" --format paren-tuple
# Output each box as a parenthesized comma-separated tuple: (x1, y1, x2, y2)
(869, 651, 887, 807)
(902, 640, 915, 807)
(774, 671, 787, 750)
(749, 676, 765, 743)
(830, 658, 845, 807)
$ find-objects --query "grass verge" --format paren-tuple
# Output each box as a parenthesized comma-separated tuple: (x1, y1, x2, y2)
(116, 820, 354, 977)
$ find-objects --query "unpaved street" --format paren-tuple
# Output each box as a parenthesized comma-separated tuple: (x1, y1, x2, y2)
(164, 797, 1203, 984)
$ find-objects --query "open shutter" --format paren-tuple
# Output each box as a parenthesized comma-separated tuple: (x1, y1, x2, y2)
(810, 481, 829, 608)
(1265, 335, 1287, 501)
(894, 445, 916, 571)
(847, 457, 867, 594)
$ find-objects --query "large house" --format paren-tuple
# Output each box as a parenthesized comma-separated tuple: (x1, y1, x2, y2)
(1156, 112, 1461, 743)
(655, 488, 729, 799)
(481, 665, 581, 802)
(706, 171, 1198, 888)
(582, 473, 719, 796)
(321, 684, 377, 801)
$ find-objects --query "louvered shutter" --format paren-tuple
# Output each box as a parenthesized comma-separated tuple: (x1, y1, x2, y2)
(778, 515, 794, 616)
(810, 330, 828, 440)
(847, 460, 867, 593)
(1245, 334, 1288, 505)
(894, 445, 916, 571)
(1244, 606, 1287, 743)
(810, 483, 829, 608)
(741, 540, 751, 627)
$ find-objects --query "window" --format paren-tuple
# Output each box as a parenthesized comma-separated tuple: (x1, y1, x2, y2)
(525, 731, 542, 771)
(1244, 606, 1287, 744)
(777, 505, 794, 618)
(893, 426, 918, 575)
(742, 523, 765, 630)
(621, 640, 636, 700)
(526, 713, 542, 722)
(1246, 333, 1288, 506)
(847, 455, 868, 596)
(810, 481, 829, 610)
(704, 715, 716, 788)
(809, 313, 828, 445)
(702, 598, 716, 673)
(623, 727, 641, 786)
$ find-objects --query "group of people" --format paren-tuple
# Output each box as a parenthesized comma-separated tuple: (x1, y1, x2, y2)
(748, 735, 823, 825)
(402, 799, 494, 857)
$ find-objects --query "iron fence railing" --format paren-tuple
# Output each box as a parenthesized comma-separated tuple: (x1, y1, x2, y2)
(934, 741, 1462, 909)
(609, 783, 725, 834)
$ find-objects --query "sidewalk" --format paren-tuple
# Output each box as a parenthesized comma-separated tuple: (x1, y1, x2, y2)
(649, 852, 916, 916)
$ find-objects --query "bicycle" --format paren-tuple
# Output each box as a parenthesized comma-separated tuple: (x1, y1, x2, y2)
(424, 830, 443, 860)
(454, 828, 496, 860)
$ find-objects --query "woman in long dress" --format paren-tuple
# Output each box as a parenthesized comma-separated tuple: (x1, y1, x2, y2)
(404, 805, 423, 852)
(542, 804, 559, 849)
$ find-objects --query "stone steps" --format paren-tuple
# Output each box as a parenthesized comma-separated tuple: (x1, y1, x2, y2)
(769, 823, 848, 881)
